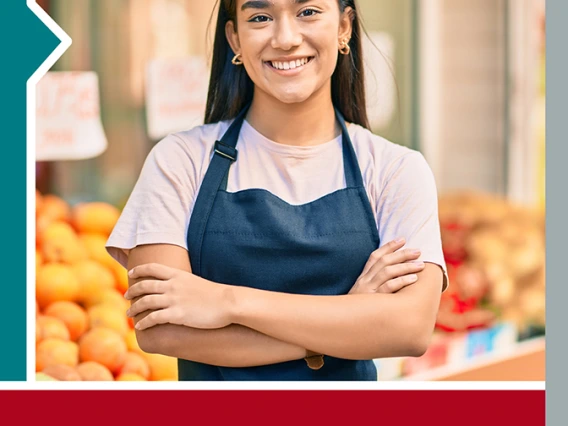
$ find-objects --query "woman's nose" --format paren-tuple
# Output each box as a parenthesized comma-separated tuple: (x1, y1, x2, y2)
(271, 16, 302, 51)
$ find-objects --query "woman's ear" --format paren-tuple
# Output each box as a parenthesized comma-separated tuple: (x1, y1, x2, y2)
(338, 6, 354, 42)
(225, 20, 241, 55)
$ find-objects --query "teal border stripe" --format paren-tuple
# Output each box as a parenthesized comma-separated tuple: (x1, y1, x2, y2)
(0, 2, 59, 381)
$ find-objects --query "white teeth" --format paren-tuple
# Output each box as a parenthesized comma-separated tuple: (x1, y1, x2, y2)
(271, 57, 311, 70)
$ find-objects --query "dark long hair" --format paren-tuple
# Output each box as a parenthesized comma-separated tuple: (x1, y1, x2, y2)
(204, 0, 370, 129)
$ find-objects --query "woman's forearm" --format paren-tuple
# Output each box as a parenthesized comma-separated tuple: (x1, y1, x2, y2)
(127, 244, 306, 367)
(227, 264, 443, 360)
(136, 321, 307, 367)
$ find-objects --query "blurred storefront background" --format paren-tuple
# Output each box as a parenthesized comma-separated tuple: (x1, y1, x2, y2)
(34, 0, 546, 382)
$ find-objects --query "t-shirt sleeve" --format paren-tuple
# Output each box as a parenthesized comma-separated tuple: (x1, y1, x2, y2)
(376, 151, 449, 292)
(105, 133, 198, 269)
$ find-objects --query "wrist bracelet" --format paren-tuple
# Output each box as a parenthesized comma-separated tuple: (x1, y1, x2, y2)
(305, 350, 325, 370)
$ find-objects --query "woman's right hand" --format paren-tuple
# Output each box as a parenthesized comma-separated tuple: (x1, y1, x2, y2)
(349, 238, 425, 295)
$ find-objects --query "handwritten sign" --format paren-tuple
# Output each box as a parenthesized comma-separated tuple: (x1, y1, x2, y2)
(363, 32, 396, 131)
(36, 71, 108, 161)
(145, 57, 210, 140)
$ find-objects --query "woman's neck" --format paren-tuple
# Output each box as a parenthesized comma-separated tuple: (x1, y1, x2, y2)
(245, 85, 340, 147)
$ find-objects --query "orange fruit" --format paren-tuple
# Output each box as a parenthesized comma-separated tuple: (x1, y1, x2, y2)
(72, 202, 120, 236)
(108, 261, 129, 294)
(36, 315, 71, 341)
(42, 364, 82, 381)
(72, 260, 116, 304)
(141, 352, 178, 381)
(41, 221, 88, 264)
(36, 301, 40, 316)
(87, 304, 129, 337)
(36, 338, 79, 371)
(36, 263, 80, 309)
(78, 328, 127, 373)
(79, 233, 117, 269)
(76, 361, 114, 381)
(36, 189, 43, 213)
(39, 220, 76, 241)
(36, 214, 54, 248)
(36, 249, 43, 270)
(83, 288, 129, 311)
(35, 321, 42, 345)
(44, 301, 89, 341)
(125, 329, 143, 355)
(119, 352, 150, 380)
(116, 373, 146, 381)
(42, 237, 87, 264)
(38, 194, 71, 222)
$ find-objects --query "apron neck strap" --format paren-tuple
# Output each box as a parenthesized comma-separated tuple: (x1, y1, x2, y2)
(335, 108, 364, 188)
(219, 104, 251, 148)
(216, 104, 364, 189)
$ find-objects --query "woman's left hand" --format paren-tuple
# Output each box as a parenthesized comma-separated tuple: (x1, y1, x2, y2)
(124, 263, 234, 331)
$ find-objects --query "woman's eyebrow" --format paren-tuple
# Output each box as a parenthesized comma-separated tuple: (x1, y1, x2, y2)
(241, 0, 312, 11)
(241, 1, 272, 11)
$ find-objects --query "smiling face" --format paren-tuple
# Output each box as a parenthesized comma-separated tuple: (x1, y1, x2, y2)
(226, 0, 353, 105)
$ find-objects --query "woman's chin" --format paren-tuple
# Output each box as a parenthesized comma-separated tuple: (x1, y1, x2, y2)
(271, 90, 313, 105)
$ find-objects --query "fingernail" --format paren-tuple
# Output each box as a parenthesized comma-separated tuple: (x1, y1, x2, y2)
(415, 261, 425, 267)
(409, 274, 418, 282)
(412, 249, 421, 255)
(395, 237, 405, 244)
(128, 269, 134, 277)
(135, 323, 141, 330)
(126, 309, 130, 316)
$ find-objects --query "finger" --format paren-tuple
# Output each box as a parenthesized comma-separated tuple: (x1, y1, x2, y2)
(353, 261, 424, 294)
(377, 261, 425, 283)
(378, 274, 419, 294)
(127, 294, 169, 318)
(361, 238, 406, 275)
(135, 309, 171, 331)
(128, 263, 176, 281)
(124, 279, 167, 300)
(366, 248, 421, 279)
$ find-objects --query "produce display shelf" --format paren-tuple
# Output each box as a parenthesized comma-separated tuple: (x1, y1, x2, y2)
(400, 336, 545, 381)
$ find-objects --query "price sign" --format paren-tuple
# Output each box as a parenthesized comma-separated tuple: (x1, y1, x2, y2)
(36, 71, 107, 161)
(145, 57, 210, 140)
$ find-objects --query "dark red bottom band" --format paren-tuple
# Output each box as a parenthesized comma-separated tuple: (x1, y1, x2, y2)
(0, 390, 544, 425)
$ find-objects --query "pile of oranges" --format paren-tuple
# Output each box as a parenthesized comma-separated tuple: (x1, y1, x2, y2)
(35, 190, 178, 381)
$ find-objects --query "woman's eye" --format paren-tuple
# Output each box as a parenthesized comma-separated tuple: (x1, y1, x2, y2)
(299, 9, 320, 17)
(249, 15, 271, 23)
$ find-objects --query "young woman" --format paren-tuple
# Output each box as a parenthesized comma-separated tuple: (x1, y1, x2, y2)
(106, 0, 448, 381)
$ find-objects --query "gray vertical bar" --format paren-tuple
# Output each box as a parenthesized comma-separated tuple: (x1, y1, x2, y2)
(547, 0, 564, 424)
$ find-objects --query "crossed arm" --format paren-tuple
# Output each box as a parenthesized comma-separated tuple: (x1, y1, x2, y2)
(127, 243, 443, 367)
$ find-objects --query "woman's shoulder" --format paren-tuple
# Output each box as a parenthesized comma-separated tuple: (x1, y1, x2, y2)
(348, 123, 426, 171)
(155, 120, 233, 154)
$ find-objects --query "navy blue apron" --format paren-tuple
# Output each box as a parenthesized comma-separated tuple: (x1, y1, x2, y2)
(182, 105, 380, 380)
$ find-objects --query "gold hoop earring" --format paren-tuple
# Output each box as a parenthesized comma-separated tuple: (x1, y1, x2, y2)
(339, 39, 351, 55)
(231, 53, 243, 65)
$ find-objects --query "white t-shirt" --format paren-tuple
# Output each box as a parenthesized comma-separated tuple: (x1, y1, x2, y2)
(106, 118, 448, 291)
